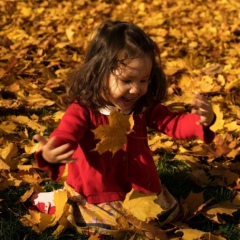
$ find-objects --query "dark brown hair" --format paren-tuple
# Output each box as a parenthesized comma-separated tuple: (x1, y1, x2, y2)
(64, 21, 167, 111)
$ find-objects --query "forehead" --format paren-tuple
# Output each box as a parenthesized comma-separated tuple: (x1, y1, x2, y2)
(116, 56, 152, 78)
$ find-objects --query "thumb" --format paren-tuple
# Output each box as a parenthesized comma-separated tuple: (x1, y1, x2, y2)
(33, 134, 48, 145)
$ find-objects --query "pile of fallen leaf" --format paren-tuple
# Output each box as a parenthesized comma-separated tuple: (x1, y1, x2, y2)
(0, 0, 240, 239)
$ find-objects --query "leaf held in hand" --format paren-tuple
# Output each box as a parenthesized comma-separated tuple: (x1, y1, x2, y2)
(92, 111, 134, 155)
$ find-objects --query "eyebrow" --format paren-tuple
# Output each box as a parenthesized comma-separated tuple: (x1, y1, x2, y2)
(121, 74, 151, 79)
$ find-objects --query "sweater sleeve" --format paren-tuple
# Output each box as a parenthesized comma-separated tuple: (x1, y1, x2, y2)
(35, 103, 89, 181)
(146, 104, 215, 144)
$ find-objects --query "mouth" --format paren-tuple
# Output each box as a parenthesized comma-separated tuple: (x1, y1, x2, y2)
(121, 96, 134, 103)
(120, 97, 136, 108)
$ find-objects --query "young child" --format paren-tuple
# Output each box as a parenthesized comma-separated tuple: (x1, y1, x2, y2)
(33, 21, 215, 238)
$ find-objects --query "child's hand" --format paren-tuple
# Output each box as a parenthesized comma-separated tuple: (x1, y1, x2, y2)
(33, 134, 77, 164)
(191, 93, 215, 127)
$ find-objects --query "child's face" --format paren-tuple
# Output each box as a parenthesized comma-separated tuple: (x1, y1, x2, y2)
(108, 56, 152, 112)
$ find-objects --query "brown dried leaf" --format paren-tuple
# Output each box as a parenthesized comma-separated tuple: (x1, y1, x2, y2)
(180, 191, 205, 219)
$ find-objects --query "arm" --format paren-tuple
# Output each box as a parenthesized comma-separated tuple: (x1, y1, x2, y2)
(34, 103, 89, 180)
(147, 93, 215, 143)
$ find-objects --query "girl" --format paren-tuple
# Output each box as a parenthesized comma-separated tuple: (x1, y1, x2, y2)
(33, 21, 215, 238)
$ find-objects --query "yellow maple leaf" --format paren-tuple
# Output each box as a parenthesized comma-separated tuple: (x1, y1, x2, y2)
(13, 169, 42, 185)
(0, 142, 18, 170)
(18, 185, 44, 203)
(205, 201, 239, 216)
(88, 234, 102, 240)
(92, 111, 134, 155)
(232, 192, 240, 206)
(53, 190, 68, 219)
(31, 183, 46, 193)
(201, 233, 226, 240)
(9, 115, 46, 133)
(0, 159, 10, 171)
(0, 121, 17, 134)
(17, 165, 34, 171)
(147, 134, 161, 146)
(20, 209, 41, 231)
(116, 215, 130, 229)
(198, 76, 214, 93)
(202, 201, 239, 225)
(163, 58, 187, 76)
(24, 140, 41, 154)
(178, 73, 193, 89)
(52, 204, 71, 237)
(65, 28, 75, 42)
(177, 228, 226, 240)
(21, 7, 32, 17)
(52, 111, 65, 122)
(39, 190, 68, 231)
(39, 213, 56, 232)
(224, 121, 239, 132)
(174, 154, 203, 170)
(210, 104, 225, 132)
(27, 93, 55, 109)
(177, 228, 207, 240)
(0, 173, 22, 190)
(1, 142, 18, 160)
(19, 187, 35, 203)
(21, 190, 68, 233)
(122, 189, 163, 222)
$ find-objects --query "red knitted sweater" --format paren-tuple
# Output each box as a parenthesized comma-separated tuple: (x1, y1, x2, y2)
(35, 102, 215, 204)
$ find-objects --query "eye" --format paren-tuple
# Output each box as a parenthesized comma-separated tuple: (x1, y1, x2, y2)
(121, 79, 131, 84)
(140, 79, 149, 83)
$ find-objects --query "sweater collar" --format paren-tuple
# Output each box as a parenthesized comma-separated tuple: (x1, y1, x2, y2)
(99, 106, 133, 116)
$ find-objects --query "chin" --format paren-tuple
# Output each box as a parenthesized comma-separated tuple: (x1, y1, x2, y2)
(120, 106, 133, 113)
(115, 101, 134, 112)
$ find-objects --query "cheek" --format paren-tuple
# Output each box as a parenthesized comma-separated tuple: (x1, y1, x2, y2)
(141, 85, 148, 95)
(108, 77, 117, 94)
(109, 82, 124, 97)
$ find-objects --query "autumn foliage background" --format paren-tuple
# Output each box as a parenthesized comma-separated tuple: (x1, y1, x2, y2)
(0, 0, 240, 239)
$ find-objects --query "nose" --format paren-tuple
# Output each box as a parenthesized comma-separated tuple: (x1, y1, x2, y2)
(129, 83, 140, 94)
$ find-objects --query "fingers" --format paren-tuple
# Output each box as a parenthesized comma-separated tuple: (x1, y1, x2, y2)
(191, 92, 214, 127)
(42, 142, 77, 164)
(45, 136, 57, 149)
(33, 134, 77, 164)
(49, 146, 76, 163)
(56, 156, 77, 164)
(56, 146, 77, 163)
(192, 106, 208, 117)
(50, 143, 74, 159)
(192, 93, 210, 108)
(191, 108, 208, 126)
(33, 134, 49, 146)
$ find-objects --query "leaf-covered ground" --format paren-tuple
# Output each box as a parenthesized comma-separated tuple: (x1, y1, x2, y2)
(0, 0, 240, 239)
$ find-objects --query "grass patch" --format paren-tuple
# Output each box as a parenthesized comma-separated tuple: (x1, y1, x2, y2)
(0, 184, 89, 240)
(156, 153, 240, 240)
